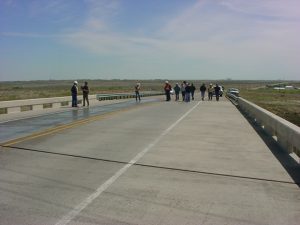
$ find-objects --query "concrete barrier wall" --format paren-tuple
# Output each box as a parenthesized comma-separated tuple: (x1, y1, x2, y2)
(0, 95, 95, 114)
(227, 94, 300, 157)
(0, 92, 164, 114)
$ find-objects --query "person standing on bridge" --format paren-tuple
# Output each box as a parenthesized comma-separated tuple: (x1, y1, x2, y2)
(164, 81, 172, 101)
(185, 82, 191, 102)
(214, 84, 221, 101)
(208, 83, 213, 101)
(71, 81, 78, 107)
(200, 83, 206, 101)
(135, 82, 141, 102)
(174, 83, 180, 101)
(181, 81, 186, 101)
(190, 83, 196, 100)
(81, 81, 89, 107)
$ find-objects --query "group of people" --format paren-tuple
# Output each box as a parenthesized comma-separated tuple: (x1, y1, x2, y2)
(164, 81, 222, 102)
(70, 80, 222, 108)
(71, 81, 90, 107)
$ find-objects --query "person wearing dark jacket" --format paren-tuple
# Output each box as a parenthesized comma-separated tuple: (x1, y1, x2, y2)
(190, 83, 196, 100)
(71, 81, 78, 107)
(185, 83, 191, 102)
(174, 83, 180, 101)
(200, 83, 206, 101)
(81, 81, 89, 106)
(214, 84, 221, 101)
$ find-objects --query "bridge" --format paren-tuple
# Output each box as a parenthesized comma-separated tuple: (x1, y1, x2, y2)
(0, 94, 299, 225)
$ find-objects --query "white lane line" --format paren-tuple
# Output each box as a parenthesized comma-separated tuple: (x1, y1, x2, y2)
(55, 101, 201, 225)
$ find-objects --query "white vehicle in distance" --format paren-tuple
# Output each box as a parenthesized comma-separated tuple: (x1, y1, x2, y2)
(227, 88, 240, 97)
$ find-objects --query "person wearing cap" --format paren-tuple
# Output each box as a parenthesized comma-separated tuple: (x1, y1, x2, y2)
(71, 81, 78, 107)
(81, 81, 89, 106)
(208, 83, 214, 101)
(164, 80, 172, 101)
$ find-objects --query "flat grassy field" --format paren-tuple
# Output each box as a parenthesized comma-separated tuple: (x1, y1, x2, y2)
(240, 87, 300, 127)
(0, 79, 299, 126)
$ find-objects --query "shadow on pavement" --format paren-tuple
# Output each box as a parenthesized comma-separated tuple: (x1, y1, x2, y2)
(238, 107, 300, 188)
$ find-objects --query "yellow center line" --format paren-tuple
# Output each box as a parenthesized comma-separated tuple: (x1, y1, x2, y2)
(1, 102, 159, 147)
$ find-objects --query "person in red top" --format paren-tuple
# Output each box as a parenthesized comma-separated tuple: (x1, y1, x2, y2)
(164, 81, 172, 101)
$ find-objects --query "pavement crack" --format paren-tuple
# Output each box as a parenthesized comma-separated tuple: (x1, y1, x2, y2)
(1, 144, 298, 185)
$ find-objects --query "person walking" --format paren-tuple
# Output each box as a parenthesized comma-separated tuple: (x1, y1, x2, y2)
(185, 82, 191, 102)
(81, 81, 90, 107)
(214, 84, 221, 101)
(181, 81, 186, 101)
(71, 81, 78, 107)
(135, 82, 141, 102)
(174, 83, 180, 101)
(208, 83, 214, 101)
(190, 83, 196, 100)
(200, 83, 206, 101)
(164, 81, 172, 101)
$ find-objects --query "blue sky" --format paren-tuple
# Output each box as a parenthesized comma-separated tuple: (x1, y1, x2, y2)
(0, 0, 299, 81)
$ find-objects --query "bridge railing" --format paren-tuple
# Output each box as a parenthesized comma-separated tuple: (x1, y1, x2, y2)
(0, 96, 88, 114)
(0, 92, 164, 115)
(226, 93, 300, 158)
(96, 91, 164, 101)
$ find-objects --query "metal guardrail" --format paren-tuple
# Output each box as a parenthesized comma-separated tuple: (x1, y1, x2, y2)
(226, 93, 239, 105)
(226, 93, 300, 158)
(96, 92, 164, 101)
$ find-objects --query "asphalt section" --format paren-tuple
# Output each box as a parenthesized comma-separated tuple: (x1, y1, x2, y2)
(0, 98, 158, 144)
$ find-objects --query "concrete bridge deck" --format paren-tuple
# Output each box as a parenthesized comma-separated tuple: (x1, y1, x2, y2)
(0, 96, 299, 225)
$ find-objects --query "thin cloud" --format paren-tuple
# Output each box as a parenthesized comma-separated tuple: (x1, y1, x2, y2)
(61, 0, 300, 68)
(2, 0, 298, 80)
(220, 0, 300, 19)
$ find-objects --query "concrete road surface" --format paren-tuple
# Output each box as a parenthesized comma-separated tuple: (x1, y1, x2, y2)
(0, 96, 299, 225)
